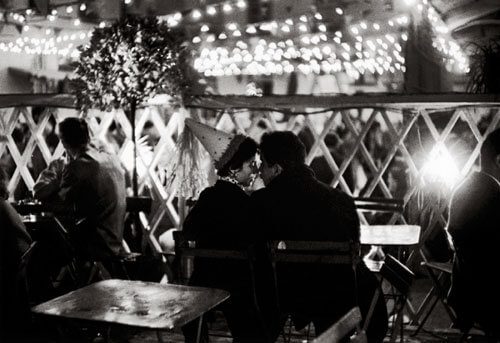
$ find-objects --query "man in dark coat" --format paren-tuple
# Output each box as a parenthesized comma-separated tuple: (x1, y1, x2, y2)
(446, 128, 500, 337)
(251, 131, 387, 342)
(34, 118, 126, 266)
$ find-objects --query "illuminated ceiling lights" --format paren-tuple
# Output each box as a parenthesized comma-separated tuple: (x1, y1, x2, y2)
(177, 6, 403, 78)
(165, 0, 467, 77)
(401, 0, 468, 73)
(0, 1, 95, 57)
(188, 2, 407, 78)
(0, 29, 92, 57)
(421, 4, 469, 73)
(160, 0, 249, 27)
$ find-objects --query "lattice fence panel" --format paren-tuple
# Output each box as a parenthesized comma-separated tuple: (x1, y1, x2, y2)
(1, 101, 500, 262)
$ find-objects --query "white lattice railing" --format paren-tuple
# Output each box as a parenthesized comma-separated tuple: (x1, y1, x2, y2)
(1, 93, 500, 260)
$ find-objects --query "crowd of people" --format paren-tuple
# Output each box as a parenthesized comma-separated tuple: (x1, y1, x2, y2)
(1, 114, 500, 343)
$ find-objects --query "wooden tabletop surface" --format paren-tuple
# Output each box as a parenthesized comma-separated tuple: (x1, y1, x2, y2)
(31, 279, 230, 330)
(360, 225, 421, 246)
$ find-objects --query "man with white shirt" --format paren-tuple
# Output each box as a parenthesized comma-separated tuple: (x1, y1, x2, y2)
(446, 128, 500, 338)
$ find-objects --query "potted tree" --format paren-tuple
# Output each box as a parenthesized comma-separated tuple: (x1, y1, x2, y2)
(74, 15, 189, 197)
(73, 16, 201, 257)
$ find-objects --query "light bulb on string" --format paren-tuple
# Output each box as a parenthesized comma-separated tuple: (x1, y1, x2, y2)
(207, 6, 216, 15)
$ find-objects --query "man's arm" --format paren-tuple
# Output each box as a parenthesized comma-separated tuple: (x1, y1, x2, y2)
(33, 158, 65, 200)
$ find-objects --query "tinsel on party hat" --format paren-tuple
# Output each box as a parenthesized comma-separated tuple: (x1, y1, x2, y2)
(184, 118, 246, 170)
(164, 112, 210, 200)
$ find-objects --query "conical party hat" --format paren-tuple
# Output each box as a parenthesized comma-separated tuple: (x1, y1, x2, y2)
(184, 118, 246, 170)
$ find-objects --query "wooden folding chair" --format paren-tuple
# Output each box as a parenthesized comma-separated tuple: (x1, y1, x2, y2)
(312, 307, 367, 343)
(377, 253, 415, 343)
(269, 240, 360, 343)
(413, 248, 494, 343)
(412, 248, 456, 336)
(172, 230, 255, 283)
(172, 231, 263, 342)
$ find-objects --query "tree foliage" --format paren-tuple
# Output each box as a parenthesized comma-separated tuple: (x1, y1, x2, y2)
(74, 16, 190, 112)
(466, 39, 500, 94)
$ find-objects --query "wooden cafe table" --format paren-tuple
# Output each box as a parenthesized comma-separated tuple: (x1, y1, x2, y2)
(359, 224, 421, 343)
(360, 224, 421, 271)
(32, 279, 230, 343)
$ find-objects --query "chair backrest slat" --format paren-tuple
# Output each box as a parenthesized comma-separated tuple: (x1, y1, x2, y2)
(271, 240, 358, 266)
(180, 247, 249, 260)
(273, 240, 352, 252)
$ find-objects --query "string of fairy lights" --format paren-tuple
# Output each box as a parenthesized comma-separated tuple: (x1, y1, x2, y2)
(0, 0, 469, 78)
(159, 0, 468, 77)
(184, 9, 410, 78)
(0, 2, 94, 57)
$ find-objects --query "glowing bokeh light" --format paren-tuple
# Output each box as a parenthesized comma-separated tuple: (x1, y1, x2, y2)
(421, 143, 462, 189)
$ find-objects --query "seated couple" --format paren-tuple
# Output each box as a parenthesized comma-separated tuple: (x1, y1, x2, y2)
(180, 119, 388, 343)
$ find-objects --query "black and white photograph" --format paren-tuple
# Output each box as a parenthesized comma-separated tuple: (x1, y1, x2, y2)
(0, 0, 499, 342)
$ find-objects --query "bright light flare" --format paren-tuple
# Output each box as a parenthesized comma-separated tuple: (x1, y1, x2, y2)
(421, 143, 461, 189)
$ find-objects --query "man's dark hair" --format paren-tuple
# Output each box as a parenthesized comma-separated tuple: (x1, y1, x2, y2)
(218, 137, 258, 177)
(0, 164, 9, 199)
(58, 117, 90, 149)
(260, 131, 306, 170)
(481, 128, 500, 170)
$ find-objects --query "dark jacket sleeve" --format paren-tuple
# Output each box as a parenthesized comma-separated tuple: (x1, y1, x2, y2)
(182, 187, 214, 241)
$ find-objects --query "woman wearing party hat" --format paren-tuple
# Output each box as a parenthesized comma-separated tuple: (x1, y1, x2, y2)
(180, 118, 268, 343)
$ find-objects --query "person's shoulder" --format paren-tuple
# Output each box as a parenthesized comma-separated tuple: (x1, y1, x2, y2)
(454, 172, 493, 197)
(64, 158, 93, 177)
(321, 183, 355, 206)
(249, 185, 270, 200)
(197, 184, 217, 200)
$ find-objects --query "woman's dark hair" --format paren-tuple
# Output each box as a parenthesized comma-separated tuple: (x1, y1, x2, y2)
(260, 131, 306, 171)
(58, 117, 90, 148)
(218, 137, 258, 177)
(0, 165, 9, 199)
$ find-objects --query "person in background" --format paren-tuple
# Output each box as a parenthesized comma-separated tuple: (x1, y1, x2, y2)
(180, 118, 267, 343)
(446, 128, 500, 338)
(33, 117, 127, 276)
(0, 164, 34, 341)
(252, 131, 388, 343)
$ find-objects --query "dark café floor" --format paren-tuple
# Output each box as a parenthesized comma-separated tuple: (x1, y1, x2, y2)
(7, 275, 495, 343)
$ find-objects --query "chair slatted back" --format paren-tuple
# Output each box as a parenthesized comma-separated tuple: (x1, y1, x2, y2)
(177, 247, 249, 260)
(173, 231, 253, 260)
(271, 240, 359, 267)
(172, 230, 256, 286)
(412, 248, 456, 335)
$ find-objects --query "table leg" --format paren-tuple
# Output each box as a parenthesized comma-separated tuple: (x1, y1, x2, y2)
(156, 329, 164, 343)
(363, 286, 381, 332)
(196, 314, 204, 343)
